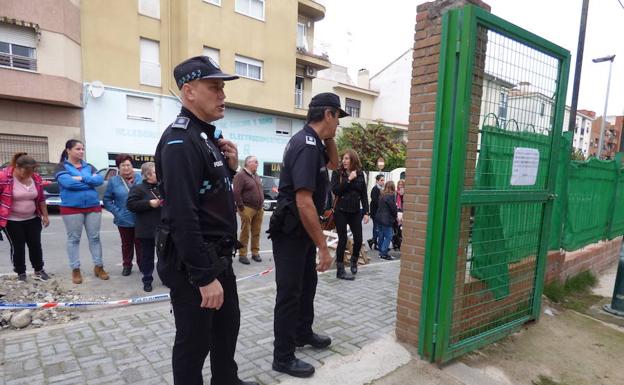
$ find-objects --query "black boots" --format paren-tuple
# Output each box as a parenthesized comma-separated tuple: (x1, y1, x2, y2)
(350, 258, 358, 275)
(336, 263, 354, 280)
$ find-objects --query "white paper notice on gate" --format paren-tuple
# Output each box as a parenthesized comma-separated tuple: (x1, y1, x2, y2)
(510, 147, 539, 186)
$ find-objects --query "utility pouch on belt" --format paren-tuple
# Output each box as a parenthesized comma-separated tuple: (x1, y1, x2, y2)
(267, 199, 302, 238)
(201, 241, 230, 278)
(156, 226, 172, 260)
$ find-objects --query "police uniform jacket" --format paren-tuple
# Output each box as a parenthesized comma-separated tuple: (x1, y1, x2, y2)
(155, 107, 237, 286)
(277, 124, 329, 217)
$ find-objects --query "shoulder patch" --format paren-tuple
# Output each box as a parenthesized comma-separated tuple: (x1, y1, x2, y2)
(305, 135, 317, 146)
(172, 117, 190, 129)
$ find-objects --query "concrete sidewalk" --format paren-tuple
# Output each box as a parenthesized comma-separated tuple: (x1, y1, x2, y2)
(0, 260, 403, 385)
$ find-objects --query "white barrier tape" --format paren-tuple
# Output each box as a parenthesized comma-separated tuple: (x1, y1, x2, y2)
(0, 267, 274, 310)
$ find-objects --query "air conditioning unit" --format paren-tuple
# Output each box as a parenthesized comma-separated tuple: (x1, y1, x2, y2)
(305, 66, 317, 78)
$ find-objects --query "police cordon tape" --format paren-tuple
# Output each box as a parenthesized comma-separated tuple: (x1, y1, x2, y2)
(0, 267, 274, 310)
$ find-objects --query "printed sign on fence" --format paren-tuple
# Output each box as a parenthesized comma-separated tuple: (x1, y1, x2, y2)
(510, 147, 539, 186)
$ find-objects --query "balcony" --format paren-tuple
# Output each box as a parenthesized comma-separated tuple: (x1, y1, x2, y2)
(298, 0, 325, 22)
(296, 47, 331, 71)
(0, 52, 37, 71)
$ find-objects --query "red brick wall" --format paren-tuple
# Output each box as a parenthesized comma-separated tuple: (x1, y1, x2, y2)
(396, 0, 491, 346)
(547, 237, 622, 283)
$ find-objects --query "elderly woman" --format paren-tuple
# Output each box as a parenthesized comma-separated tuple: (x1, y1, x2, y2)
(126, 162, 162, 292)
(103, 154, 142, 276)
(0, 153, 50, 281)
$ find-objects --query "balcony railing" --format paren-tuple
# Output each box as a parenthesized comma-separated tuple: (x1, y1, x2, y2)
(294, 89, 303, 108)
(0, 52, 37, 71)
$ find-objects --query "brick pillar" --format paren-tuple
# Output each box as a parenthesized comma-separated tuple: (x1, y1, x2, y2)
(396, 0, 491, 347)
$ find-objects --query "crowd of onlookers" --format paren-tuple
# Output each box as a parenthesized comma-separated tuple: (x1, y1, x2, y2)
(0, 140, 162, 292)
(0, 140, 404, 290)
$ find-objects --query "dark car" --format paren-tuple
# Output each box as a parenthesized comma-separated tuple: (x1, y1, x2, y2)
(260, 175, 279, 211)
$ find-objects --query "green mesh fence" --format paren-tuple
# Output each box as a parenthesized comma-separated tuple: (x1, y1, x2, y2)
(547, 131, 572, 250)
(471, 124, 551, 298)
(561, 158, 618, 251)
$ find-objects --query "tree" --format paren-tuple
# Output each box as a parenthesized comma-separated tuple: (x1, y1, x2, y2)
(571, 148, 585, 161)
(336, 122, 406, 171)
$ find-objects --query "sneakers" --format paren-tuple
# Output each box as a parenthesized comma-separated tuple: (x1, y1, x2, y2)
(94, 265, 110, 280)
(34, 270, 50, 281)
(251, 254, 262, 262)
(380, 254, 394, 261)
(17, 273, 27, 282)
(239, 255, 251, 265)
(72, 268, 83, 284)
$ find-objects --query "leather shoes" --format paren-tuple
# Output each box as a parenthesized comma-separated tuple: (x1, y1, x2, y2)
(143, 282, 153, 292)
(272, 358, 315, 378)
(122, 266, 132, 276)
(251, 254, 262, 262)
(295, 333, 331, 348)
(239, 255, 251, 265)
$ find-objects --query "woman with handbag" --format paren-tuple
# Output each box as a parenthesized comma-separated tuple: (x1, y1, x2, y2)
(330, 149, 369, 280)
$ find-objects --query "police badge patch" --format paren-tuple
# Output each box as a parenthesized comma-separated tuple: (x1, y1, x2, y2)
(305, 135, 317, 146)
(172, 117, 190, 129)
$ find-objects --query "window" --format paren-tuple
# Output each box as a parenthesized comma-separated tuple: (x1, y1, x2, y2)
(0, 23, 37, 71)
(126, 95, 154, 120)
(138, 0, 160, 19)
(203, 46, 220, 65)
(294, 76, 304, 108)
(235, 0, 265, 20)
(276, 118, 292, 136)
(140, 38, 161, 87)
(539, 102, 545, 117)
(498, 92, 508, 121)
(297, 22, 307, 50)
(235, 55, 262, 80)
(345, 98, 361, 118)
(203, 0, 221, 5)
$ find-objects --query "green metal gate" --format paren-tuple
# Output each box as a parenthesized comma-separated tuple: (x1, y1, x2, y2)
(419, 5, 570, 362)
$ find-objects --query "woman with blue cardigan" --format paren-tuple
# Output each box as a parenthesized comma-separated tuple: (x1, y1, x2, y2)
(55, 139, 107, 284)
(103, 154, 142, 277)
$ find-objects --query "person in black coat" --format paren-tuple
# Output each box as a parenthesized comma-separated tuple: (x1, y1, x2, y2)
(367, 174, 385, 250)
(330, 149, 369, 280)
(126, 162, 163, 292)
(376, 181, 398, 260)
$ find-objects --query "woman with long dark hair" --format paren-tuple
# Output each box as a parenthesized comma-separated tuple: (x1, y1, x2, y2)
(55, 139, 108, 284)
(330, 149, 369, 280)
(376, 181, 398, 260)
(0, 153, 50, 281)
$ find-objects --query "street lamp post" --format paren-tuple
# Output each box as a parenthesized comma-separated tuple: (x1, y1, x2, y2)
(593, 54, 615, 159)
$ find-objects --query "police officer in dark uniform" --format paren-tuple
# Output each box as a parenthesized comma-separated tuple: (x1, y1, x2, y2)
(155, 56, 258, 385)
(268, 92, 346, 378)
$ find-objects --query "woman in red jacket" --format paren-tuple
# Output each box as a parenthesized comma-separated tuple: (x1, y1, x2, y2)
(0, 152, 50, 281)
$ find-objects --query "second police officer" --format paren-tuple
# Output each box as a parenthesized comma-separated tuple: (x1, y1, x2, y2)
(155, 56, 258, 385)
(268, 92, 347, 378)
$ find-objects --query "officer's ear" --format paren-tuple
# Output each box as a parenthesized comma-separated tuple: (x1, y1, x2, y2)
(323, 108, 337, 121)
(181, 82, 195, 102)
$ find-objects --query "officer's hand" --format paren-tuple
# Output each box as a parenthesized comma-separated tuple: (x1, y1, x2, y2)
(316, 247, 333, 272)
(217, 139, 238, 171)
(199, 279, 224, 310)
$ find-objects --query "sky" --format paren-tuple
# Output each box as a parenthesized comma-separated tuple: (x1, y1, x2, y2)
(314, 0, 624, 116)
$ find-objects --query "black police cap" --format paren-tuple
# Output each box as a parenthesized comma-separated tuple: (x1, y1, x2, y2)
(174, 56, 239, 89)
(309, 92, 350, 118)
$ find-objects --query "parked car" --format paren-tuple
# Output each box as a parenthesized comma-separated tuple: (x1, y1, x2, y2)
(260, 175, 279, 211)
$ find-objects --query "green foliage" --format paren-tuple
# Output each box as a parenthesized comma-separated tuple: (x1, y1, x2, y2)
(570, 148, 585, 161)
(532, 375, 564, 385)
(336, 122, 406, 171)
(543, 270, 598, 304)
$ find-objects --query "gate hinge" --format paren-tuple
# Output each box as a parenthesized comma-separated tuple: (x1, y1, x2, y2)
(432, 323, 439, 340)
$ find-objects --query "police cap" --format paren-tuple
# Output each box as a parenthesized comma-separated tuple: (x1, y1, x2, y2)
(309, 92, 350, 118)
(174, 56, 239, 89)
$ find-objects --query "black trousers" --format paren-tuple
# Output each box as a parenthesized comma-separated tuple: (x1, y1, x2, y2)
(272, 233, 318, 362)
(138, 237, 155, 284)
(334, 210, 363, 265)
(5, 217, 44, 275)
(167, 265, 241, 385)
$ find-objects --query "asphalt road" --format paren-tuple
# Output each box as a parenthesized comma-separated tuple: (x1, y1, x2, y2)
(0, 209, 386, 301)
